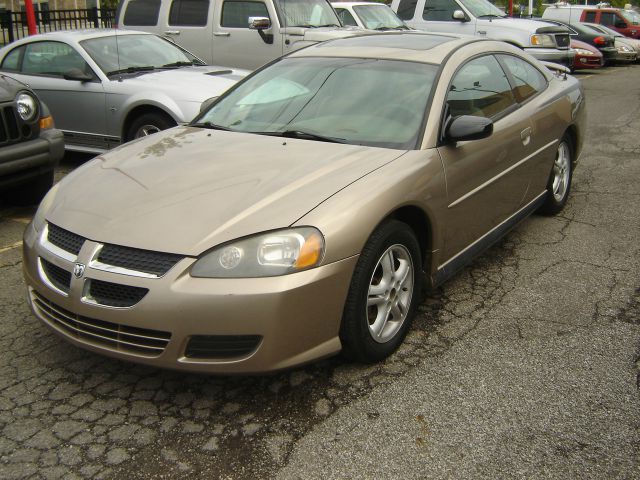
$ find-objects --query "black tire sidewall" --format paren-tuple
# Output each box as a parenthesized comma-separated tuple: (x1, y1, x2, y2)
(540, 134, 573, 216)
(340, 220, 422, 363)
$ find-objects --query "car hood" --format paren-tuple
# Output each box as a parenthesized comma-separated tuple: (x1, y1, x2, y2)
(113, 66, 249, 103)
(45, 127, 405, 256)
(484, 17, 569, 33)
(0, 73, 28, 98)
(288, 26, 362, 42)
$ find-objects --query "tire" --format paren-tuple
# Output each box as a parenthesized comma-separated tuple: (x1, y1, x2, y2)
(3, 170, 54, 206)
(125, 112, 176, 142)
(340, 220, 422, 363)
(538, 133, 573, 216)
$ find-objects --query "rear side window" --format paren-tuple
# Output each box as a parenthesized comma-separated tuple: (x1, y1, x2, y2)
(169, 0, 210, 26)
(447, 55, 515, 119)
(21, 42, 91, 77)
(583, 11, 596, 23)
(335, 8, 358, 26)
(396, 0, 417, 20)
(499, 55, 547, 103)
(123, 0, 162, 26)
(221, 0, 269, 28)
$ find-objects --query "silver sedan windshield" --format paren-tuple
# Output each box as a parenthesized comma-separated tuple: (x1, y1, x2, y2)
(197, 57, 437, 149)
(80, 34, 201, 76)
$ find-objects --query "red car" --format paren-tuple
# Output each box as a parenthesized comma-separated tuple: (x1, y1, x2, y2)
(571, 39, 603, 71)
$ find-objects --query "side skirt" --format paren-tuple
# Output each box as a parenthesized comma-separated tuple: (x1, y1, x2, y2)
(432, 191, 547, 288)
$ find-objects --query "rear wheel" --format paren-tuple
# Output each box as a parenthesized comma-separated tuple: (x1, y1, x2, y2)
(539, 134, 573, 215)
(340, 220, 422, 363)
(2, 170, 54, 206)
(126, 112, 176, 142)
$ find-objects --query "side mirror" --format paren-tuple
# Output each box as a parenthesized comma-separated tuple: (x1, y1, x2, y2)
(249, 16, 271, 30)
(452, 10, 468, 22)
(445, 115, 493, 143)
(63, 68, 93, 82)
(199, 96, 218, 113)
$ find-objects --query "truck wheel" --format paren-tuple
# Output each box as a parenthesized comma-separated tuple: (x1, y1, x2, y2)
(126, 112, 176, 142)
(3, 170, 54, 206)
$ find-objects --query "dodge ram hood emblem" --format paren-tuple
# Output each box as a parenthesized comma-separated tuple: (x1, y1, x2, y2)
(73, 263, 85, 278)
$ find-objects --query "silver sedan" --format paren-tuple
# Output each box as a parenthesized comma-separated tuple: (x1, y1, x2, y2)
(0, 29, 248, 154)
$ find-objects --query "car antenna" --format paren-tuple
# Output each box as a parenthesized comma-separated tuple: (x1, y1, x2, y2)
(114, 22, 122, 82)
(282, 0, 286, 59)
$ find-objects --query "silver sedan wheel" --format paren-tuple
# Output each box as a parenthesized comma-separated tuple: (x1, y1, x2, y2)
(134, 124, 162, 138)
(366, 244, 414, 344)
(552, 141, 571, 202)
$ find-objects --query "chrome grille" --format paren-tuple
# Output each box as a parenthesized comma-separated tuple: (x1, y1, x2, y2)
(47, 223, 85, 256)
(97, 244, 183, 276)
(31, 291, 171, 357)
(88, 279, 148, 308)
(40, 259, 71, 294)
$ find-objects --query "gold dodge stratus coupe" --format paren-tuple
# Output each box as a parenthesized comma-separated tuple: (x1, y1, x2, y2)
(23, 33, 585, 373)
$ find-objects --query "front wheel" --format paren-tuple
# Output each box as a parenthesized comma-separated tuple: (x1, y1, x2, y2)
(340, 220, 422, 363)
(539, 134, 573, 215)
(126, 112, 176, 142)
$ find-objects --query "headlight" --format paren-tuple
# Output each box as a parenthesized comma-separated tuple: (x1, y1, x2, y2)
(618, 45, 633, 52)
(31, 183, 59, 233)
(530, 34, 555, 48)
(191, 227, 325, 278)
(574, 48, 594, 55)
(16, 92, 38, 122)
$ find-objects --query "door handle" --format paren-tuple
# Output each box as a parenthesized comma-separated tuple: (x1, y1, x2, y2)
(520, 127, 532, 146)
(213, 32, 231, 37)
(164, 30, 180, 35)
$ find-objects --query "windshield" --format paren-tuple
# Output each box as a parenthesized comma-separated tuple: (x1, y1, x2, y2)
(274, 0, 341, 27)
(81, 34, 201, 76)
(621, 10, 640, 25)
(353, 5, 408, 30)
(196, 57, 437, 149)
(460, 0, 505, 18)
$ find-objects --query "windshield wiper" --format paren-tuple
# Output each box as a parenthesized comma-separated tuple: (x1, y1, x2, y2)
(191, 122, 232, 131)
(290, 23, 339, 28)
(375, 25, 410, 31)
(478, 13, 506, 19)
(256, 130, 347, 143)
(106, 65, 155, 76)
(161, 60, 200, 68)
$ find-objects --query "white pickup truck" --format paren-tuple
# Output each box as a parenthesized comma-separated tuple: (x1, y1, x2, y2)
(390, 0, 575, 67)
(115, 0, 360, 69)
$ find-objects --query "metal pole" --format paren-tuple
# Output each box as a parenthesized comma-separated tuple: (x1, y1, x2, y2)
(24, 0, 37, 35)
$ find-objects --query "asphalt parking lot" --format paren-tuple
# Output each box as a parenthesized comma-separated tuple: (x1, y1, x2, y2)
(0, 64, 638, 479)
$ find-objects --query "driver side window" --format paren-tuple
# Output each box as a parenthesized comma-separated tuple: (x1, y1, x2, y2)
(221, 0, 269, 28)
(446, 55, 516, 119)
(21, 42, 91, 77)
(423, 0, 460, 21)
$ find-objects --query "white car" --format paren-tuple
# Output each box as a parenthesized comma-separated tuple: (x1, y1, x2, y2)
(0, 29, 248, 153)
(332, 2, 411, 30)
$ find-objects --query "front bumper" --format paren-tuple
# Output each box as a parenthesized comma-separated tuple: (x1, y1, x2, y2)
(613, 50, 638, 63)
(525, 47, 575, 68)
(0, 128, 64, 188)
(23, 221, 358, 374)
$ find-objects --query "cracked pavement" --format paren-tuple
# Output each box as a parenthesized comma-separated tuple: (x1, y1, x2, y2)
(0, 65, 638, 479)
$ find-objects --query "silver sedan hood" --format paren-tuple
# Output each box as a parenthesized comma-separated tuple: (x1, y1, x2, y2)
(110, 66, 249, 102)
(45, 127, 405, 256)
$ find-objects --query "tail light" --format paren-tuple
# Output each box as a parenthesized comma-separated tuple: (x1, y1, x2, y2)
(593, 36, 606, 45)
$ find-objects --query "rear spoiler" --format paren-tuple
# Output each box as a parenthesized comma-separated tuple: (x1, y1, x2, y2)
(540, 61, 571, 77)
